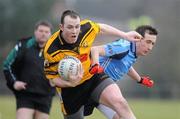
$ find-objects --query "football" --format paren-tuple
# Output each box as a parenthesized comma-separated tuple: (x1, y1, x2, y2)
(58, 56, 82, 80)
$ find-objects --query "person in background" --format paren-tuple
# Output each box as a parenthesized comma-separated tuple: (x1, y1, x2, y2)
(3, 20, 55, 119)
(86, 25, 158, 119)
(44, 10, 142, 119)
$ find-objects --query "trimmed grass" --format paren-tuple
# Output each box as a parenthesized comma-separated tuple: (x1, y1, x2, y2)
(0, 96, 179, 119)
(129, 99, 180, 119)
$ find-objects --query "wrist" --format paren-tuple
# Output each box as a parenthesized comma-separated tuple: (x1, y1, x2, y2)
(13, 80, 17, 89)
(137, 77, 143, 83)
(120, 32, 128, 39)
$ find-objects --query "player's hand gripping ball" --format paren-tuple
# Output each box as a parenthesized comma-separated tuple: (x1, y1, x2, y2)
(58, 56, 82, 80)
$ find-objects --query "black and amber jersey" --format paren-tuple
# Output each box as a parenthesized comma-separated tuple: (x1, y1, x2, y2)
(44, 19, 100, 85)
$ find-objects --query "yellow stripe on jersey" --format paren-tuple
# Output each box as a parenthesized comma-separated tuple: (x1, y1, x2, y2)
(44, 19, 100, 86)
(61, 103, 67, 115)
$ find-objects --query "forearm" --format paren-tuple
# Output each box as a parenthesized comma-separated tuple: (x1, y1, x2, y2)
(51, 77, 71, 88)
(91, 46, 106, 65)
(127, 67, 141, 82)
(3, 48, 18, 89)
(128, 67, 154, 87)
(3, 69, 16, 90)
(3, 42, 24, 89)
(91, 47, 100, 65)
(99, 23, 127, 38)
(99, 23, 142, 42)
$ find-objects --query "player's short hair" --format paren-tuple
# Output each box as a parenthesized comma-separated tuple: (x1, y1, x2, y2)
(34, 20, 53, 31)
(61, 10, 80, 24)
(135, 25, 158, 37)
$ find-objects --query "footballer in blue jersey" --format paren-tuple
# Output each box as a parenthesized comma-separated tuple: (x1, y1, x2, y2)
(99, 39, 137, 81)
(86, 25, 158, 119)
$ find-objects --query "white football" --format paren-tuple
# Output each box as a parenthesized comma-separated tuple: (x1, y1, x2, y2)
(58, 56, 82, 80)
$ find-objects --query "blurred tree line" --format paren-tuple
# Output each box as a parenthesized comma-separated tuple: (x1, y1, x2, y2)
(1, 0, 56, 43)
(1, 0, 180, 99)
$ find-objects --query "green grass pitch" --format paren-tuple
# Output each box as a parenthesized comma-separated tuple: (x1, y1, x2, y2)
(0, 96, 179, 119)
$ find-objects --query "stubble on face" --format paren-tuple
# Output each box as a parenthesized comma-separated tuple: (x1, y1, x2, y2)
(34, 25, 51, 47)
(60, 16, 81, 44)
(136, 33, 157, 56)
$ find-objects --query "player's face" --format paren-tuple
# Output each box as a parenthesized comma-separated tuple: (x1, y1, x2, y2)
(60, 15, 81, 44)
(34, 25, 51, 47)
(137, 33, 157, 56)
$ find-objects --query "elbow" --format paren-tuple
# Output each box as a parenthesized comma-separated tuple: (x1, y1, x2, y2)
(91, 47, 97, 52)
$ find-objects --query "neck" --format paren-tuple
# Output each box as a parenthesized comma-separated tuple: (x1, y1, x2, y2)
(60, 32, 71, 44)
(135, 43, 140, 56)
(38, 42, 45, 48)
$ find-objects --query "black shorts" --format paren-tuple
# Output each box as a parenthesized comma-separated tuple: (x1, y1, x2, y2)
(15, 93, 53, 114)
(84, 99, 99, 116)
(61, 73, 114, 115)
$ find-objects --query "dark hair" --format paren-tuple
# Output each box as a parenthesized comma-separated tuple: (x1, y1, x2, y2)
(34, 20, 53, 31)
(61, 10, 80, 24)
(135, 25, 158, 37)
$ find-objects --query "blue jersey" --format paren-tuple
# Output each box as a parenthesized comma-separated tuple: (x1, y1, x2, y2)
(99, 39, 137, 81)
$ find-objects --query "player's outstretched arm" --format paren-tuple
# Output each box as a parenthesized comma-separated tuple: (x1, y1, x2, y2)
(98, 23, 142, 42)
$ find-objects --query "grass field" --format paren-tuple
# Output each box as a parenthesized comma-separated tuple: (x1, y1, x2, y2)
(0, 96, 179, 119)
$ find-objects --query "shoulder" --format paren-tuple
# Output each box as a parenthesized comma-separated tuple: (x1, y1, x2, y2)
(81, 19, 95, 25)
(80, 19, 100, 33)
(108, 39, 131, 47)
(16, 36, 35, 49)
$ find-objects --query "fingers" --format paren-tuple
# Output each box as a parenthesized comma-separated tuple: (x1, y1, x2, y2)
(146, 80, 154, 88)
(65, 63, 83, 87)
(75, 63, 83, 78)
(134, 31, 142, 39)
(19, 82, 27, 90)
(68, 64, 83, 80)
(14, 81, 27, 90)
(127, 31, 142, 41)
(136, 33, 143, 39)
(21, 83, 27, 89)
(149, 80, 154, 86)
(140, 76, 154, 88)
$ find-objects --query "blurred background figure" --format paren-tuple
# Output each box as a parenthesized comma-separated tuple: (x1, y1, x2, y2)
(3, 20, 55, 119)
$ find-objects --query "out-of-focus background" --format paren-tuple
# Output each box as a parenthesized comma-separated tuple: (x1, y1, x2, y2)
(0, 0, 180, 119)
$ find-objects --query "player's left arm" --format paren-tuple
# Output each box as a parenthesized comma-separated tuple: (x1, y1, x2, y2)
(128, 67, 154, 88)
(98, 23, 142, 42)
(89, 46, 105, 74)
(91, 45, 105, 65)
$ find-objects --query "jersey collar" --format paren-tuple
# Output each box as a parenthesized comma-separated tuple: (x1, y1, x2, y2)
(130, 42, 137, 58)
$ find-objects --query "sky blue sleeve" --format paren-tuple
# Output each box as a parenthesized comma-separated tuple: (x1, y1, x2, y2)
(104, 39, 130, 57)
